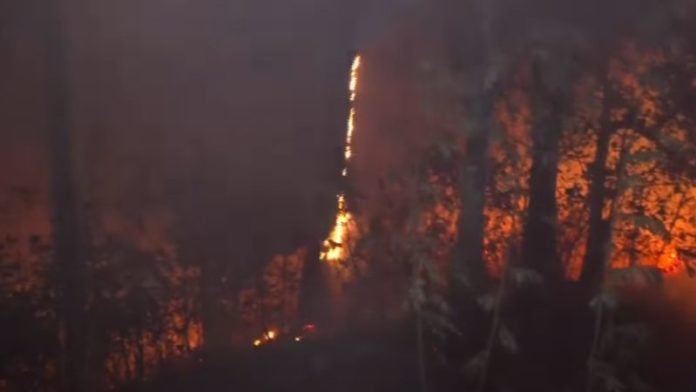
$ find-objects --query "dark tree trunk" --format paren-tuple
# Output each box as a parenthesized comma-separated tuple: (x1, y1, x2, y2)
(200, 253, 231, 350)
(45, 1, 89, 391)
(452, 93, 495, 295)
(581, 70, 615, 289)
(514, 59, 576, 390)
(520, 65, 567, 284)
(448, 0, 497, 301)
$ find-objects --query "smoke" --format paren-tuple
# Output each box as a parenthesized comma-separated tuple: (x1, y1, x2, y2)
(46, 0, 387, 274)
(353, 0, 419, 48)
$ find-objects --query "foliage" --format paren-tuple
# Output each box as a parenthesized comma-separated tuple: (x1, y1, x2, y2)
(0, 232, 58, 391)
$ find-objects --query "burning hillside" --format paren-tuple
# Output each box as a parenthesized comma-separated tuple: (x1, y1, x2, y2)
(321, 55, 362, 264)
(1, 0, 696, 391)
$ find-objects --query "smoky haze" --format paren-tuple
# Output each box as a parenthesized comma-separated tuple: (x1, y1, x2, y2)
(1, 0, 695, 391)
(0, 0, 422, 276)
(2, 0, 686, 272)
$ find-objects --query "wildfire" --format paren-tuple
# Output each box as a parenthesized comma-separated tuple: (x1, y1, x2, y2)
(320, 55, 361, 262)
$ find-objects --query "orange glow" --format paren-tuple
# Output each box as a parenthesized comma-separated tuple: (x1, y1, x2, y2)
(320, 195, 355, 261)
(343, 55, 361, 169)
(252, 328, 279, 347)
(657, 247, 687, 276)
(321, 54, 362, 262)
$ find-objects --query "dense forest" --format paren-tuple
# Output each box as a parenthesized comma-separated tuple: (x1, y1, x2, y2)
(1, 0, 695, 391)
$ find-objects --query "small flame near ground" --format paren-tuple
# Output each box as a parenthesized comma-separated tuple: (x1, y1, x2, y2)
(320, 55, 361, 263)
(658, 247, 686, 276)
(252, 329, 278, 347)
(252, 324, 317, 347)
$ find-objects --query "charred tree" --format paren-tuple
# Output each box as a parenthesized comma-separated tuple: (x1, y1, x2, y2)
(453, 96, 495, 293)
(580, 67, 615, 289)
(520, 60, 569, 284)
(511, 56, 575, 390)
(446, 0, 498, 301)
(44, 0, 89, 390)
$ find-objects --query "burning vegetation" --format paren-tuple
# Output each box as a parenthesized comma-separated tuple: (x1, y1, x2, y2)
(1, 0, 696, 391)
(321, 55, 362, 264)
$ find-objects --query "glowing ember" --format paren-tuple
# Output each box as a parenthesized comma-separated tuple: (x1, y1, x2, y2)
(251, 329, 279, 347)
(250, 325, 315, 347)
(320, 54, 362, 262)
(657, 248, 686, 276)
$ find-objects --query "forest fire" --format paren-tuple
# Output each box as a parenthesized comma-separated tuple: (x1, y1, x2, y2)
(320, 55, 362, 262)
(3, 1, 696, 391)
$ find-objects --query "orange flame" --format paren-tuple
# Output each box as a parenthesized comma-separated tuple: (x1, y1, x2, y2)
(657, 246, 686, 276)
(321, 55, 361, 262)
(252, 328, 279, 347)
(343, 55, 361, 176)
(320, 195, 354, 261)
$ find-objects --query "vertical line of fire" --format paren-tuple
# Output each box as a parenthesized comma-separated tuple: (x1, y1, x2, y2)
(320, 55, 361, 262)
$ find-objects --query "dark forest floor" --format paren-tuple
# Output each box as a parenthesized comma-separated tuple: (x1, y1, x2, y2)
(129, 285, 696, 392)
(131, 327, 424, 392)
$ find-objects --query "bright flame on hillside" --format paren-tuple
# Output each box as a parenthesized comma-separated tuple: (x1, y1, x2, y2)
(321, 194, 354, 261)
(343, 55, 361, 176)
(321, 55, 361, 262)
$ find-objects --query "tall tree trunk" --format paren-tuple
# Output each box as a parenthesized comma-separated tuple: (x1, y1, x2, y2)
(580, 67, 614, 289)
(45, 0, 88, 390)
(453, 96, 494, 294)
(520, 63, 567, 283)
(450, 0, 497, 301)
(515, 59, 572, 390)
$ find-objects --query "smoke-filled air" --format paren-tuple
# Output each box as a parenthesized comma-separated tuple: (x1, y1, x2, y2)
(1, 0, 695, 390)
